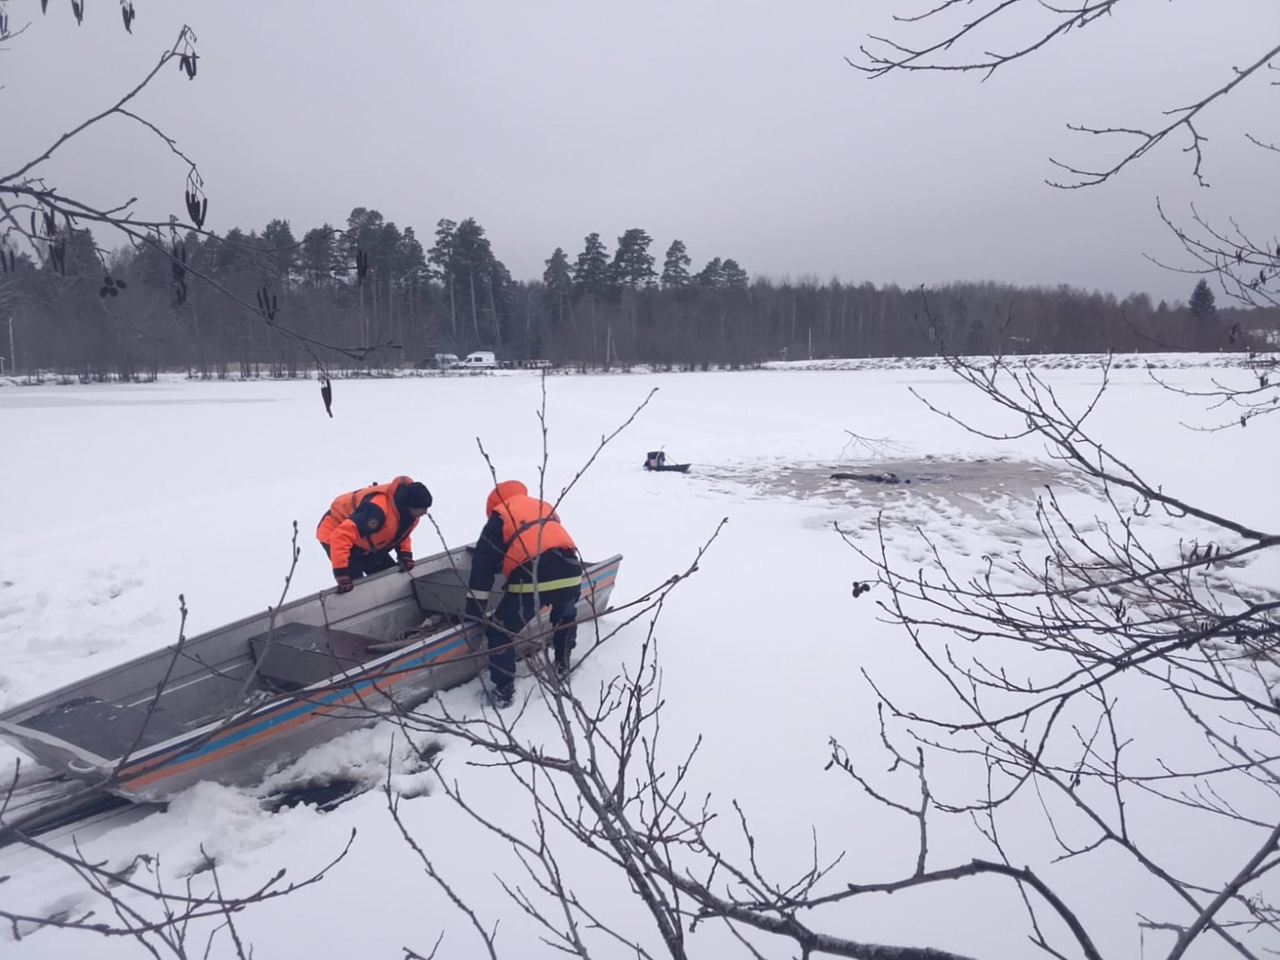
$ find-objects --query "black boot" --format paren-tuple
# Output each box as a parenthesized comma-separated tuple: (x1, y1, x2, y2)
(554, 649, 570, 681)
(488, 682, 514, 710)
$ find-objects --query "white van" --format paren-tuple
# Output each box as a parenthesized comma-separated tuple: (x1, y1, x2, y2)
(460, 351, 498, 370)
(433, 353, 460, 369)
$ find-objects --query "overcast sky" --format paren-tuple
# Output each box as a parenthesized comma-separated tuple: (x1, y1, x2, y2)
(3, 0, 1277, 303)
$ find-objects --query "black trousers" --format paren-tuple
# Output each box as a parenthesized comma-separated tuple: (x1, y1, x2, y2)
(323, 545, 396, 579)
(488, 549, 582, 687)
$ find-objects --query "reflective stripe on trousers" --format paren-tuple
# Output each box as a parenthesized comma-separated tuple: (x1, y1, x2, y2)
(505, 575, 583, 593)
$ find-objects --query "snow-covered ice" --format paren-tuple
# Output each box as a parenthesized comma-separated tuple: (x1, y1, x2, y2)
(0, 356, 1275, 958)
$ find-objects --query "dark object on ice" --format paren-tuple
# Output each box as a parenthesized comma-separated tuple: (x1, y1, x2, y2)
(831, 471, 909, 484)
(644, 450, 691, 473)
(320, 376, 333, 418)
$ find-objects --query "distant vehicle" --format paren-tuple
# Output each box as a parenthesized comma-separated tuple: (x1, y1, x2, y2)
(460, 351, 498, 370)
(413, 354, 459, 370)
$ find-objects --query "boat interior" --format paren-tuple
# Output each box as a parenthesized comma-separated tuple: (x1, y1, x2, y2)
(5, 561, 478, 766)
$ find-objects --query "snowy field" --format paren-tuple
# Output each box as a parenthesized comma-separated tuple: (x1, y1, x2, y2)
(0, 358, 1276, 959)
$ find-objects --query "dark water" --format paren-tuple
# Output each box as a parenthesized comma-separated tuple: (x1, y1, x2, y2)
(706, 456, 1092, 506)
(266, 778, 370, 813)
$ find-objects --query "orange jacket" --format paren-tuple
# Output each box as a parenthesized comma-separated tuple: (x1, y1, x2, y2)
(486, 480, 577, 577)
(465, 481, 578, 604)
(316, 476, 420, 574)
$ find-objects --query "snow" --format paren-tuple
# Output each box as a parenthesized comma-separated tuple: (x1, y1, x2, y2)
(0, 357, 1276, 958)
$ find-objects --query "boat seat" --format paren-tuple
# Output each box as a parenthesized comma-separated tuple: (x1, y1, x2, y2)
(412, 566, 472, 617)
(248, 622, 380, 691)
(19, 695, 186, 761)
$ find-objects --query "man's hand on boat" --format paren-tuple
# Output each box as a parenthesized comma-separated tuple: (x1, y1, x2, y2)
(335, 574, 354, 594)
(396, 550, 415, 572)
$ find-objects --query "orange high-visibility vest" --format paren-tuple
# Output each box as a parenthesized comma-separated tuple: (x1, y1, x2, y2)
(316, 475, 418, 571)
(492, 493, 576, 577)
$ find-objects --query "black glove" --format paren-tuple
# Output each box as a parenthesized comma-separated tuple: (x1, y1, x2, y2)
(397, 551, 415, 572)
(335, 574, 354, 594)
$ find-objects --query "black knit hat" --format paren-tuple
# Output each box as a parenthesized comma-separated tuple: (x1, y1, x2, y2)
(399, 481, 433, 510)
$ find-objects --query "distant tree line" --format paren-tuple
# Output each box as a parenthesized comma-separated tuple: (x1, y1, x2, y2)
(0, 208, 1274, 382)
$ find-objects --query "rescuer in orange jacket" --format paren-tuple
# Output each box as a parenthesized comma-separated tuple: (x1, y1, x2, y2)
(465, 479, 582, 709)
(316, 476, 433, 593)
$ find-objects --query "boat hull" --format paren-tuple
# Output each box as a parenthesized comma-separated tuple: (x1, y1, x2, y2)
(0, 549, 621, 802)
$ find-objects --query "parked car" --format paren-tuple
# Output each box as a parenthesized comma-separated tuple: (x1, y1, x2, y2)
(413, 353, 459, 370)
(460, 351, 498, 369)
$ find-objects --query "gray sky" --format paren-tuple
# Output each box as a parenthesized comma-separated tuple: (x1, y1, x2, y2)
(3, 0, 1277, 303)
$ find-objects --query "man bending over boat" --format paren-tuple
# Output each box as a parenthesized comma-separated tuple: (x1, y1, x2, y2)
(317, 476, 433, 593)
(465, 480, 582, 710)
